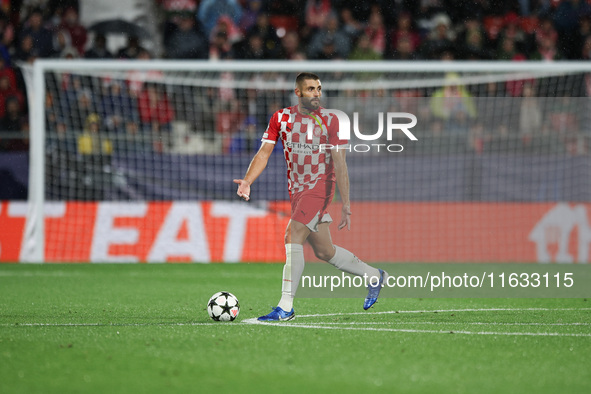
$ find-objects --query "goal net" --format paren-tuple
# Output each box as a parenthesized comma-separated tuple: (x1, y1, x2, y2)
(14, 60, 591, 263)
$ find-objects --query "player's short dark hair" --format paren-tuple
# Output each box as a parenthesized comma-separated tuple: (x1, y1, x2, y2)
(295, 72, 320, 89)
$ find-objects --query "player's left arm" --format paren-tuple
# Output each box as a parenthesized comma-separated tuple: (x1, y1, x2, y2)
(331, 148, 352, 231)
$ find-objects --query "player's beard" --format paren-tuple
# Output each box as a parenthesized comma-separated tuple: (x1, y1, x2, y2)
(300, 95, 321, 111)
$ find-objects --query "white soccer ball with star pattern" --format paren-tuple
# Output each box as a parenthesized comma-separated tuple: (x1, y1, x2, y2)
(207, 291, 240, 322)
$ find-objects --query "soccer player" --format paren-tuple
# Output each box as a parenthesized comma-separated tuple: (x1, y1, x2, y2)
(234, 72, 386, 321)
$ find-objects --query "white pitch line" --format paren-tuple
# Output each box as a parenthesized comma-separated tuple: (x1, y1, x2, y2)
(285, 321, 591, 326)
(242, 307, 591, 337)
(1, 322, 224, 327)
(297, 307, 591, 318)
(242, 318, 591, 337)
(4, 308, 590, 332)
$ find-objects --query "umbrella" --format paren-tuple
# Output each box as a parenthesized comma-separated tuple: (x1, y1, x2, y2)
(89, 19, 151, 39)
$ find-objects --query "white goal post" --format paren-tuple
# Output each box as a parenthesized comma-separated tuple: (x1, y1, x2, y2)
(19, 60, 591, 263)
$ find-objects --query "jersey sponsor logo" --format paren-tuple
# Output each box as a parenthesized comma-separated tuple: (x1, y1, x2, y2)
(284, 141, 323, 154)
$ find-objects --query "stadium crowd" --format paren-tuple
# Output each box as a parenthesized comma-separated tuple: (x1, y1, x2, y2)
(1, 0, 591, 155)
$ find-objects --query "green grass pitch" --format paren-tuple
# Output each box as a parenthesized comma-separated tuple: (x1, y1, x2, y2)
(1, 263, 590, 394)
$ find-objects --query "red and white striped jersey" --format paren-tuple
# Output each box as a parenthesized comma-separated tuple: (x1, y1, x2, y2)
(262, 105, 348, 195)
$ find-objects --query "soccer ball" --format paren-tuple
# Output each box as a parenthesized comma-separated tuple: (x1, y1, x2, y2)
(207, 291, 240, 322)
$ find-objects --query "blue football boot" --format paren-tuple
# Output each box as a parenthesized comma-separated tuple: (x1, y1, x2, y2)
(363, 269, 385, 310)
(257, 306, 295, 321)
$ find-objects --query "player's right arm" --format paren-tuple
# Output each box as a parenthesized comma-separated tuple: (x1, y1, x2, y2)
(234, 110, 281, 201)
(233, 141, 275, 201)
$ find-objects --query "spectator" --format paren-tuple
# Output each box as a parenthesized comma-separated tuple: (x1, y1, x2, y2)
(160, 0, 198, 18)
(314, 36, 339, 60)
(19, 8, 53, 58)
(56, 7, 87, 55)
(85, 34, 113, 59)
(305, 0, 332, 31)
(46, 117, 76, 200)
(497, 36, 523, 60)
(125, 48, 164, 96)
(281, 30, 303, 60)
(340, 7, 363, 41)
(100, 80, 139, 133)
(503, 55, 535, 97)
(211, 15, 243, 46)
(235, 33, 267, 59)
(364, 6, 386, 56)
(291, 51, 307, 60)
(0, 11, 15, 64)
(419, 13, 455, 60)
(552, 0, 590, 59)
(349, 33, 382, 61)
(391, 35, 418, 60)
(192, 86, 218, 137)
(533, 16, 558, 50)
(430, 72, 477, 134)
(137, 83, 175, 134)
(228, 115, 261, 154)
(388, 11, 420, 59)
(136, 47, 152, 60)
(57, 73, 78, 118)
(198, 0, 242, 37)
(581, 35, 591, 61)
(307, 13, 351, 59)
(497, 12, 528, 56)
(70, 88, 95, 132)
(0, 96, 28, 151)
(392, 37, 419, 61)
(15, 34, 37, 62)
(165, 13, 208, 59)
(121, 119, 152, 154)
(0, 73, 24, 119)
(576, 13, 591, 58)
(76, 113, 113, 200)
(77, 113, 112, 155)
(460, 26, 492, 60)
(239, 0, 263, 33)
(467, 122, 486, 154)
(547, 96, 578, 136)
(0, 57, 17, 94)
(209, 30, 233, 60)
(456, 15, 491, 59)
(519, 83, 542, 142)
(415, 0, 447, 34)
(245, 13, 281, 58)
(117, 36, 146, 59)
(60, 46, 79, 59)
(530, 35, 563, 61)
(45, 91, 64, 133)
(161, 0, 198, 46)
(52, 29, 77, 58)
